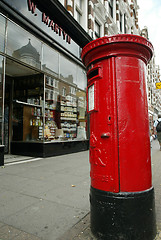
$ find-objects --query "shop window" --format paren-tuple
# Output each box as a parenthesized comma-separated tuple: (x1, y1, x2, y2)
(76, 66, 87, 91)
(76, 90, 87, 139)
(42, 44, 59, 77)
(4, 58, 44, 148)
(44, 74, 87, 142)
(0, 55, 4, 145)
(6, 20, 42, 69)
(60, 54, 77, 84)
(0, 14, 5, 53)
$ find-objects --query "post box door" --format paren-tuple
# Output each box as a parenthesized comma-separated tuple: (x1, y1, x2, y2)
(87, 58, 120, 193)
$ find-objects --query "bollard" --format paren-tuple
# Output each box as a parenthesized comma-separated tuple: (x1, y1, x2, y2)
(81, 34, 156, 240)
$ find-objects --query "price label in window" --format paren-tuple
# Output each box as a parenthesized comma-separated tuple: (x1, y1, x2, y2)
(88, 84, 95, 111)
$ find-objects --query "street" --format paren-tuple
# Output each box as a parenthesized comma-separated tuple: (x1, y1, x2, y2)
(0, 140, 160, 239)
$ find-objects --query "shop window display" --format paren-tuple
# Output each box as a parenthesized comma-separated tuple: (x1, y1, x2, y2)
(3, 58, 43, 149)
(45, 76, 87, 141)
(0, 15, 87, 152)
(12, 73, 44, 142)
(9, 69, 87, 143)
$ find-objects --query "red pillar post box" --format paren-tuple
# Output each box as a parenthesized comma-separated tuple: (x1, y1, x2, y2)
(81, 34, 156, 240)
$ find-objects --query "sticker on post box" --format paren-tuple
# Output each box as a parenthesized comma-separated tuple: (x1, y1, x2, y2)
(88, 84, 95, 111)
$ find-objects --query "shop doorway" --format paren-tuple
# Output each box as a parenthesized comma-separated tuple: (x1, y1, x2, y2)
(4, 58, 41, 154)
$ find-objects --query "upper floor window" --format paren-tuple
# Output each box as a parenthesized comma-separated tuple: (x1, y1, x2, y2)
(64, 0, 67, 8)
(95, 21, 101, 38)
(75, 0, 83, 24)
(76, 0, 82, 9)
(124, 14, 126, 33)
(120, 13, 123, 32)
(76, 9, 81, 24)
(62, 87, 66, 97)
(109, 0, 113, 18)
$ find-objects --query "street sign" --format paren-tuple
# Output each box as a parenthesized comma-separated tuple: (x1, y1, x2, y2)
(156, 82, 161, 89)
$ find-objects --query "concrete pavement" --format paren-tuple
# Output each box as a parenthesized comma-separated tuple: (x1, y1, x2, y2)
(0, 140, 160, 239)
(0, 151, 90, 240)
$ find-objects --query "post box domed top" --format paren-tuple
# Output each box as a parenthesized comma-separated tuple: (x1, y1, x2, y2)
(81, 34, 153, 67)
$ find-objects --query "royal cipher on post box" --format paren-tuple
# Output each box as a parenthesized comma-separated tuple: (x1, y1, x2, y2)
(81, 34, 156, 240)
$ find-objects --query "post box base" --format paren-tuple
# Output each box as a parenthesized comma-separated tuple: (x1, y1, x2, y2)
(90, 186, 156, 240)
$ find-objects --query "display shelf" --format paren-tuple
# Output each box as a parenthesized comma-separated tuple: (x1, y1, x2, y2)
(62, 128, 77, 132)
(61, 117, 77, 121)
(60, 106, 77, 112)
(15, 100, 42, 108)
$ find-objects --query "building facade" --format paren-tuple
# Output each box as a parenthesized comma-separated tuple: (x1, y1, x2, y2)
(0, 0, 160, 159)
(59, 0, 139, 37)
(141, 26, 161, 130)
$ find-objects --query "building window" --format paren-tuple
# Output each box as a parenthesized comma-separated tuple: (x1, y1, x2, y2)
(120, 13, 123, 33)
(124, 14, 126, 33)
(75, 0, 82, 24)
(62, 87, 66, 97)
(70, 86, 76, 95)
(54, 79, 58, 89)
(109, 0, 113, 18)
(64, 0, 67, 8)
(76, 9, 81, 24)
(76, 0, 82, 9)
(50, 78, 53, 86)
(95, 21, 101, 38)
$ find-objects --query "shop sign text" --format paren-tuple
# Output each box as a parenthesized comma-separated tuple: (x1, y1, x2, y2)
(27, 0, 71, 44)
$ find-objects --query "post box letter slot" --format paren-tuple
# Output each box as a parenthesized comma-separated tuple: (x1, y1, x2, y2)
(88, 69, 99, 80)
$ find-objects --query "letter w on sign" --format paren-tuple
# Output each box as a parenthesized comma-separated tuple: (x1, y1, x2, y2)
(27, 0, 37, 14)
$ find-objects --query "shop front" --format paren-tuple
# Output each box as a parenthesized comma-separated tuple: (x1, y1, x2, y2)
(0, 0, 89, 157)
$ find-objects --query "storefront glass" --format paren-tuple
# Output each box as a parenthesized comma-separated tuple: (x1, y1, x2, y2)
(6, 20, 42, 70)
(4, 58, 43, 148)
(1, 13, 87, 152)
(0, 55, 4, 145)
(60, 54, 77, 84)
(4, 0, 80, 58)
(0, 14, 5, 53)
(76, 65, 87, 91)
(44, 75, 87, 141)
(42, 44, 59, 77)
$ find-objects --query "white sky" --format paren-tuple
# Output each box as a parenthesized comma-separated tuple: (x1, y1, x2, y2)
(137, 0, 161, 66)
